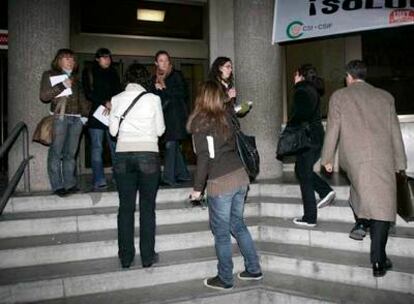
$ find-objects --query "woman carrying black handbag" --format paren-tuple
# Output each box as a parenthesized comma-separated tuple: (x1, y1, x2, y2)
(290, 64, 335, 227)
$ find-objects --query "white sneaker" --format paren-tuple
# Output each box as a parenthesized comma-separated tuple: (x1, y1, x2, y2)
(317, 191, 335, 209)
(293, 218, 317, 227)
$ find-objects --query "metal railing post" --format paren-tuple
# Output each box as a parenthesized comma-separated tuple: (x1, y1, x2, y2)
(0, 121, 33, 215)
(22, 126, 30, 192)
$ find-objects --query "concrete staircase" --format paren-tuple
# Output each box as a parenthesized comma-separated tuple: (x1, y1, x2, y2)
(0, 183, 413, 303)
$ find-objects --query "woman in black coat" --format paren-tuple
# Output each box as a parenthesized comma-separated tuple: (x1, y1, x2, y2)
(150, 50, 191, 186)
(290, 64, 335, 227)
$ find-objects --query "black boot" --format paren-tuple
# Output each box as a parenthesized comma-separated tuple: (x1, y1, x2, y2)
(372, 258, 392, 277)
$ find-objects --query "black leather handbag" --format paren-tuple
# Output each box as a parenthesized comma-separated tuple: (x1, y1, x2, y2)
(276, 123, 312, 160)
(231, 115, 260, 180)
(396, 171, 414, 222)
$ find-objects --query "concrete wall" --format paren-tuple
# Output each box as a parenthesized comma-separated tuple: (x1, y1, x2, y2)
(208, 0, 235, 63)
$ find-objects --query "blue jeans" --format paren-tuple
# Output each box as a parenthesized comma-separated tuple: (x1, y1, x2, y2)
(89, 128, 116, 187)
(163, 140, 190, 184)
(48, 116, 83, 191)
(208, 186, 261, 285)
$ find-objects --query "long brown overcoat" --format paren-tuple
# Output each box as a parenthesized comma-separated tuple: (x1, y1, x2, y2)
(321, 81, 407, 222)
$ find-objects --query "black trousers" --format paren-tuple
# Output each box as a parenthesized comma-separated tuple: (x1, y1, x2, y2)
(354, 215, 390, 264)
(369, 220, 390, 264)
(114, 152, 160, 265)
(295, 146, 333, 223)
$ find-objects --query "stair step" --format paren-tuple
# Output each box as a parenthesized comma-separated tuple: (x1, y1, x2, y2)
(5, 183, 353, 214)
(37, 272, 414, 304)
(0, 247, 245, 303)
(2, 196, 411, 239)
(39, 279, 262, 304)
(0, 203, 259, 238)
(0, 220, 259, 268)
(260, 217, 414, 257)
(259, 197, 413, 227)
(1, 215, 412, 269)
(1, 244, 413, 303)
(259, 242, 414, 295)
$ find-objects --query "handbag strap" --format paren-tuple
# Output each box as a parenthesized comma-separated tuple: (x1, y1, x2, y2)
(230, 112, 241, 132)
(118, 91, 149, 129)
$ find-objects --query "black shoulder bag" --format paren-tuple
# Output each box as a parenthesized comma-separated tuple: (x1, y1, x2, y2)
(231, 115, 260, 181)
(116, 91, 149, 137)
(276, 93, 320, 161)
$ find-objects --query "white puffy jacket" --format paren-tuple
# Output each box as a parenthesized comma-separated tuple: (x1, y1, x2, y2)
(109, 83, 165, 152)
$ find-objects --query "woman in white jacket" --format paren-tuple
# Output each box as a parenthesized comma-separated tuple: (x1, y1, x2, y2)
(109, 64, 165, 269)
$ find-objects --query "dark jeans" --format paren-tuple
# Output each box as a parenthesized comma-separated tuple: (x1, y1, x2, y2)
(89, 128, 116, 188)
(48, 116, 83, 191)
(295, 146, 333, 223)
(163, 140, 190, 184)
(113, 152, 160, 265)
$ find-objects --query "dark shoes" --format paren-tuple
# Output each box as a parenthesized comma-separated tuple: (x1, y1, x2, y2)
(142, 253, 159, 268)
(53, 186, 80, 197)
(93, 184, 108, 192)
(66, 186, 80, 194)
(160, 179, 176, 187)
(53, 188, 68, 197)
(373, 258, 393, 277)
(203, 276, 233, 290)
(119, 249, 136, 269)
(120, 256, 134, 268)
(349, 223, 368, 241)
(317, 191, 336, 209)
(237, 271, 263, 281)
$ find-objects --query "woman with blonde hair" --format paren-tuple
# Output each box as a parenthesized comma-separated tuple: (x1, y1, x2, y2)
(187, 80, 262, 290)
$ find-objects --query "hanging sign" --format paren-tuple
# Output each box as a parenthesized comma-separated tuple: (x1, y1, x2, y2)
(0, 30, 8, 50)
(272, 0, 414, 43)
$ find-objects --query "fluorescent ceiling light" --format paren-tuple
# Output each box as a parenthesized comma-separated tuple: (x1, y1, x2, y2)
(137, 9, 165, 22)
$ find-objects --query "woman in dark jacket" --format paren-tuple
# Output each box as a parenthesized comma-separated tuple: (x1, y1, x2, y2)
(187, 81, 262, 290)
(150, 50, 191, 186)
(290, 64, 335, 227)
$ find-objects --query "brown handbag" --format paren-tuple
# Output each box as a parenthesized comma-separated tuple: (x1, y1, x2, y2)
(396, 172, 414, 222)
(33, 115, 54, 146)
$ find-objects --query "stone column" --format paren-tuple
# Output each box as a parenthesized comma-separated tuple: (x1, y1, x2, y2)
(234, 0, 283, 179)
(8, 0, 70, 191)
(208, 0, 235, 64)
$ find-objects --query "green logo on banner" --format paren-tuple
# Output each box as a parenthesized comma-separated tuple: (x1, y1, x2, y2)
(286, 21, 304, 39)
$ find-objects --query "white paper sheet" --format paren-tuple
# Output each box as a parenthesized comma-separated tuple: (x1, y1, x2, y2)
(50, 74, 72, 97)
(93, 105, 109, 126)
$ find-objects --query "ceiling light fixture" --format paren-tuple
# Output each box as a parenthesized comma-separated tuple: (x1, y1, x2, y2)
(137, 9, 166, 22)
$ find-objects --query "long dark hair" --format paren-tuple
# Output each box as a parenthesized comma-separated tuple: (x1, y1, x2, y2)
(186, 80, 230, 137)
(297, 64, 324, 96)
(208, 57, 234, 87)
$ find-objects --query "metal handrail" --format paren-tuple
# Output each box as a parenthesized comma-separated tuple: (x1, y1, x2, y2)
(0, 121, 33, 215)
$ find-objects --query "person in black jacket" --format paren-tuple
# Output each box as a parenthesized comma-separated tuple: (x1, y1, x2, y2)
(290, 64, 335, 227)
(150, 50, 191, 186)
(82, 48, 121, 190)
